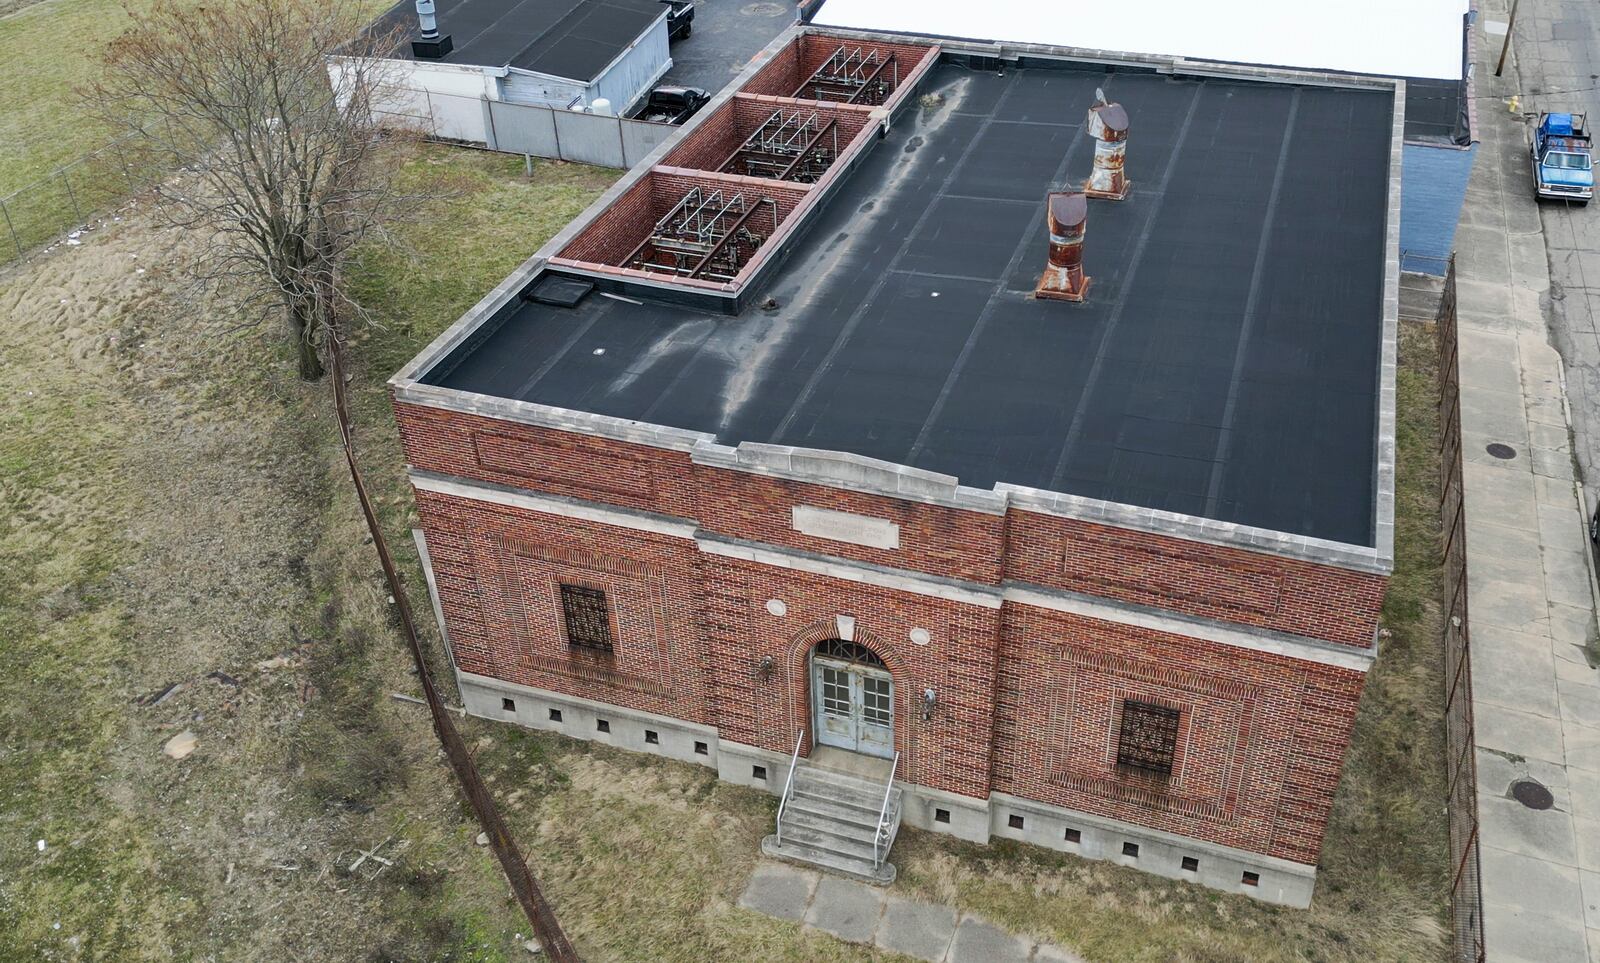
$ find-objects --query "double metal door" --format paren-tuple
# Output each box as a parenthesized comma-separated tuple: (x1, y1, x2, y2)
(812, 655, 893, 758)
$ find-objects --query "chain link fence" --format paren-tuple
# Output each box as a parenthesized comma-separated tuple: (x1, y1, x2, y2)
(0, 131, 162, 267)
(1436, 255, 1485, 963)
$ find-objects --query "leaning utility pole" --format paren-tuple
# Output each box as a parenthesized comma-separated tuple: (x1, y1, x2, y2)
(1496, 0, 1520, 77)
(327, 338, 580, 962)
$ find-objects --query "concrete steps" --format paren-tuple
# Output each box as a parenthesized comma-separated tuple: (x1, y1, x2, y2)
(762, 761, 902, 885)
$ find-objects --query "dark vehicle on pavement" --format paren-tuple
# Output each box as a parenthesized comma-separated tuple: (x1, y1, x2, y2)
(636, 85, 710, 124)
(662, 0, 694, 40)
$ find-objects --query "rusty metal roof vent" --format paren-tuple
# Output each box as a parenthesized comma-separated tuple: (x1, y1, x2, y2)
(1034, 191, 1090, 302)
(1084, 91, 1130, 200)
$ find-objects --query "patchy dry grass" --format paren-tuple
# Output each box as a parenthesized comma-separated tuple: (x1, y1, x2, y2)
(0, 137, 1449, 961)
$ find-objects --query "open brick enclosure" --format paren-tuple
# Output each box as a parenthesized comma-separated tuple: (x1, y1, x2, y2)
(552, 32, 938, 292)
(394, 25, 1400, 908)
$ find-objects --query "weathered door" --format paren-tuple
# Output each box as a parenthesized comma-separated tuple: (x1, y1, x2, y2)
(811, 643, 893, 759)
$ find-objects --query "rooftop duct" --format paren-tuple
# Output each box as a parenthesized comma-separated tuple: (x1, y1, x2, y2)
(411, 0, 454, 58)
(1084, 92, 1130, 200)
(1034, 191, 1090, 302)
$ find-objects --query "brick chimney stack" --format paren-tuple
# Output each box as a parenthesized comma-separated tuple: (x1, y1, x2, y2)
(1084, 99, 1130, 200)
(1034, 191, 1090, 302)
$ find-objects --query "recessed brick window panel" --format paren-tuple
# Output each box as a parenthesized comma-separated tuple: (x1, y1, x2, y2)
(1008, 814, 1024, 830)
(559, 583, 614, 653)
(1116, 699, 1181, 779)
(548, 708, 563, 723)
(501, 697, 516, 712)
(645, 730, 659, 744)
(1181, 856, 1199, 873)
(596, 719, 611, 733)
(1122, 841, 1139, 858)
(935, 808, 950, 824)
(1242, 871, 1260, 887)
(752, 765, 768, 780)
(1064, 828, 1081, 844)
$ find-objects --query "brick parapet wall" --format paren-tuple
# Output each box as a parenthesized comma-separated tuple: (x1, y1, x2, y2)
(742, 33, 938, 101)
(556, 168, 813, 269)
(1004, 510, 1386, 649)
(659, 94, 878, 175)
(398, 402, 1384, 650)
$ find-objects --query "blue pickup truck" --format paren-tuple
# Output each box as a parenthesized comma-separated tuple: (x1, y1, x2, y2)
(1531, 112, 1594, 204)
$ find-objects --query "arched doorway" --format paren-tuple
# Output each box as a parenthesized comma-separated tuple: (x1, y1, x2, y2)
(810, 638, 893, 759)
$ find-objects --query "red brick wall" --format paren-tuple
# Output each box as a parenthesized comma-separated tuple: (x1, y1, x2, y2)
(991, 603, 1365, 864)
(397, 400, 1379, 865)
(661, 94, 878, 174)
(742, 33, 937, 101)
(415, 489, 712, 723)
(701, 555, 1002, 798)
(1005, 511, 1386, 648)
(556, 169, 814, 268)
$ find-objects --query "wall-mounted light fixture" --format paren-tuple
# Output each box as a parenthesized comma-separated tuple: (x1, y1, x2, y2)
(752, 655, 774, 681)
(921, 687, 939, 721)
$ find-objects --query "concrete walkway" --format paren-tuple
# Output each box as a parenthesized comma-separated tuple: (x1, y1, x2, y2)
(1454, 8, 1600, 960)
(737, 861, 1085, 963)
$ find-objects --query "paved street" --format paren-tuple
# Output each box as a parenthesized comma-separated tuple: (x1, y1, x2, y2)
(1501, 0, 1600, 508)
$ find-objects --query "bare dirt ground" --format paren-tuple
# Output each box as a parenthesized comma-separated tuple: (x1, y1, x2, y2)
(0, 145, 1451, 962)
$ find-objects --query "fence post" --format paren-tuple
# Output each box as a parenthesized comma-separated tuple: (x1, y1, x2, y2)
(60, 169, 83, 223)
(0, 197, 20, 261)
(551, 108, 563, 162)
(617, 116, 627, 167)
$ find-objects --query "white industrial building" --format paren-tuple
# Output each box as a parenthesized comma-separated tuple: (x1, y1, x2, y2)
(356, 0, 673, 141)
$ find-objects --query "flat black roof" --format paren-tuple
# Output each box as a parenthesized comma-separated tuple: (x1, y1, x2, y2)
(422, 63, 1395, 546)
(377, 0, 663, 81)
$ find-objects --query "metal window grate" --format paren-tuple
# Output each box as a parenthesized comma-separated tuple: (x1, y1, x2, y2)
(559, 584, 613, 653)
(814, 638, 884, 667)
(1116, 699, 1180, 778)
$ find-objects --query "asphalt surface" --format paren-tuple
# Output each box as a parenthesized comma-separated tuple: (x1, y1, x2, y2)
(428, 64, 1395, 545)
(659, 0, 794, 93)
(1501, 0, 1600, 507)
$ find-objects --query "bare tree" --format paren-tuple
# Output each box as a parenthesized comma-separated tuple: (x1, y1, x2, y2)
(95, 0, 417, 379)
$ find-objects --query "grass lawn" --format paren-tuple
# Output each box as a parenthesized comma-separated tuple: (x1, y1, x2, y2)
(0, 134, 1450, 961)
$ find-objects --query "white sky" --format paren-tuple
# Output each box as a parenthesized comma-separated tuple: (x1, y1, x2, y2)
(813, 0, 1468, 80)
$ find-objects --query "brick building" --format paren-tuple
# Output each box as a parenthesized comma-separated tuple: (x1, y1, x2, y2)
(393, 25, 1402, 907)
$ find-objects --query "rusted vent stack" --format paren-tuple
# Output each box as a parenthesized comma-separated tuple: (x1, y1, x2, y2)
(1084, 98, 1130, 200)
(1034, 191, 1090, 302)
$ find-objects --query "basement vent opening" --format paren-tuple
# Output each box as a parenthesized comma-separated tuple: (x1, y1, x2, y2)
(1242, 871, 1260, 887)
(1064, 828, 1081, 844)
(548, 708, 563, 723)
(526, 276, 595, 308)
(596, 719, 611, 733)
(1008, 814, 1025, 830)
(645, 730, 659, 744)
(1122, 842, 1139, 858)
(694, 741, 709, 755)
(501, 697, 516, 712)
(752, 765, 768, 780)
(935, 808, 950, 824)
(1181, 856, 1199, 873)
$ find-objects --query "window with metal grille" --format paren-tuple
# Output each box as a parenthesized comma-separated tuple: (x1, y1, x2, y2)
(559, 584, 613, 653)
(1115, 699, 1180, 778)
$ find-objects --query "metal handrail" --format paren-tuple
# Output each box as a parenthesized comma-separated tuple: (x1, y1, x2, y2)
(872, 751, 900, 869)
(776, 729, 805, 846)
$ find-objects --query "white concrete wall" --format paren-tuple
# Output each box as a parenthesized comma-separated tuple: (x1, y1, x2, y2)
(590, 15, 672, 114)
(329, 55, 500, 143)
